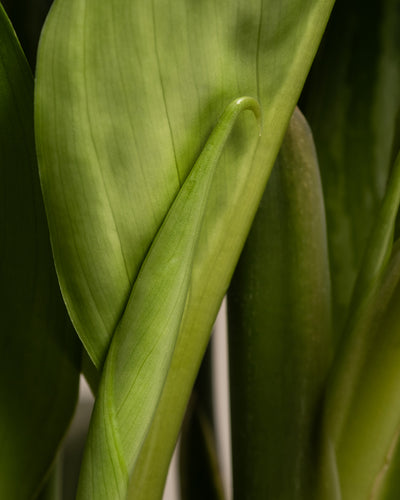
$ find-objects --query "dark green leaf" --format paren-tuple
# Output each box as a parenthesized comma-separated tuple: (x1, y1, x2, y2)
(228, 108, 332, 499)
(179, 345, 225, 500)
(0, 5, 80, 497)
(301, 0, 400, 332)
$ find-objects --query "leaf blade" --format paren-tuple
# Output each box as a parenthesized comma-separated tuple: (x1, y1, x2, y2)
(76, 97, 261, 500)
(0, 5, 80, 498)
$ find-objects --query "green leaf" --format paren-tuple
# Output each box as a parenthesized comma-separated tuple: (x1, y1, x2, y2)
(76, 97, 261, 500)
(227, 108, 332, 499)
(300, 0, 400, 332)
(0, 5, 80, 498)
(35, 0, 335, 497)
(318, 152, 400, 500)
(35, 0, 334, 370)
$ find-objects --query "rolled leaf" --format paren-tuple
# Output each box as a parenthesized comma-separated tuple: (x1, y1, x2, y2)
(0, 5, 80, 498)
(227, 108, 332, 499)
(76, 97, 261, 500)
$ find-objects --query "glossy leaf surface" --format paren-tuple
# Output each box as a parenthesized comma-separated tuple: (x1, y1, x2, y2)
(0, 5, 80, 498)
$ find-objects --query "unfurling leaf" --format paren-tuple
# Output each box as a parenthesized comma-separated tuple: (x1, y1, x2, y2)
(77, 97, 261, 500)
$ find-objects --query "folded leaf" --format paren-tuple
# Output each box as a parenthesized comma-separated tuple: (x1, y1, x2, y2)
(76, 97, 261, 500)
(0, 5, 80, 498)
(228, 107, 332, 499)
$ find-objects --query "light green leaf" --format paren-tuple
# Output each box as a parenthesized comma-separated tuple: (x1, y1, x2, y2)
(35, 0, 335, 497)
(35, 0, 334, 370)
(76, 97, 261, 500)
(0, 5, 80, 498)
(227, 108, 332, 499)
(374, 424, 400, 500)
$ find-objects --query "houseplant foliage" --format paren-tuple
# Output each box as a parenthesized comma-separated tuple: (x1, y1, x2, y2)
(228, 0, 400, 499)
(0, 4, 80, 499)
(33, 0, 333, 499)
(3, 0, 400, 499)
(228, 106, 332, 499)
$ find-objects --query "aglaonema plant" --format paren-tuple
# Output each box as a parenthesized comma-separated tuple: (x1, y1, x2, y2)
(3, 0, 400, 499)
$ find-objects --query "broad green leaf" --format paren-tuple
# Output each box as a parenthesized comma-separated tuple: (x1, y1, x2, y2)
(0, 5, 80, 498)
(318, 152, 400, 499)
(227, 108, 331, 499)
(35, 0, 334, 497)
(76, 97, 261, 500)
(300, 0, 400, 332)
(35, 0, 334, 370)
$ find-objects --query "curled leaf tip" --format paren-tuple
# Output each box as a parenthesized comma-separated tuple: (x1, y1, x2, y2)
(230, 96, 262, 136)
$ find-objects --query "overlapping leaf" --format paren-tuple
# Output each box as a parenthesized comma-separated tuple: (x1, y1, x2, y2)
(35, 0, 335, 498)
(76, 97, 261, 500)
(36, 0, 334, 370)
(0, 5, 80, 498)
